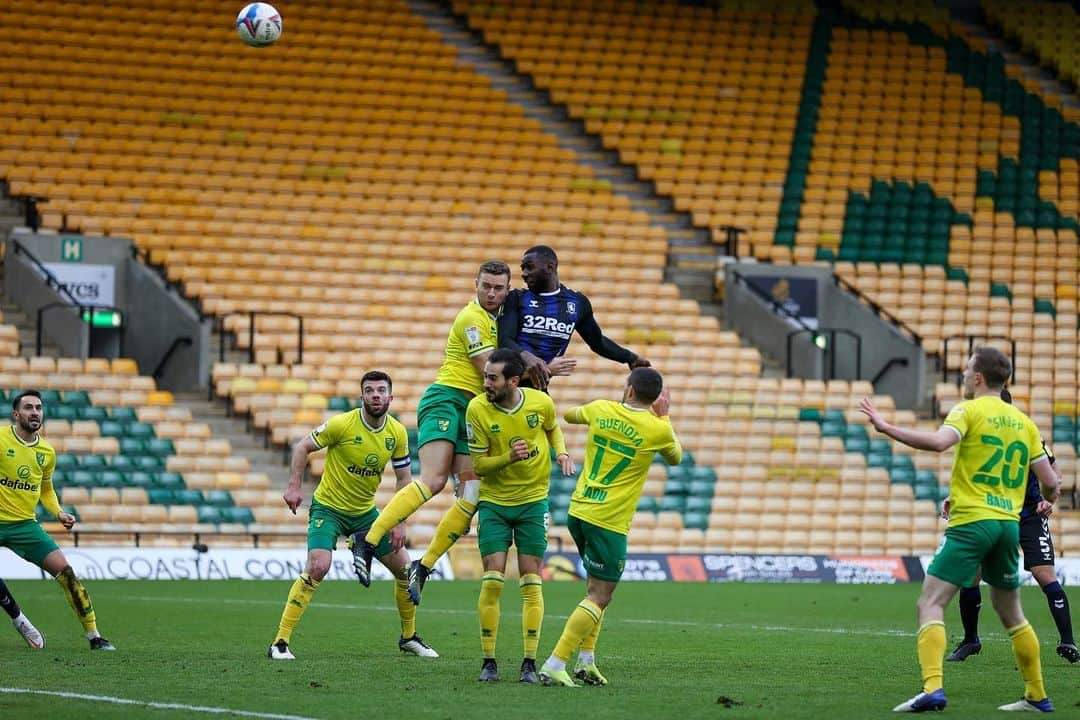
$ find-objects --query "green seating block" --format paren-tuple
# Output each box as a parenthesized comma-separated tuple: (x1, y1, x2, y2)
(126, 422, 155, 439)
(77, 406, 108, 422)
(196, 506, 223, 524)
(62, 391, 91, 407)
(118, 438, 146, 455)
(174, 489, 205, 505)
(109, 407, 138, 422)
(145, 438, 175, 457)
(155, 472, 185, 489)
(636, 496, 659, 513)
(223, 506, 255, 524)
(98, 420, 125, 437)
(79, 455, 108, 470)
(659, 495, 686, 512)
(97, 470, 125, 488)
(685, 496, 712, 513)
(148, 488, 175, 505)
(109, 455, 136, 472)
(205, 490, 235, 507)
(683, 512, 710, 530)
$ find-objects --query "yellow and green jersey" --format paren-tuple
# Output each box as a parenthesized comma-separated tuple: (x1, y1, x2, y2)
(567, 400, 681, 535)
(0, 426, 56, 522)
(311, 410, 410, 515)
(433, 299, 499, 396)
(466, 388, 563, 506)
(942, 395, 1046, 527)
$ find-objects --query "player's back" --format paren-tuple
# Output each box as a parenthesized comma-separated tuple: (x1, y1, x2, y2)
(944, 395, 1046, 526)
(433, 299, 498, 396)
(568, 399, 680, 534)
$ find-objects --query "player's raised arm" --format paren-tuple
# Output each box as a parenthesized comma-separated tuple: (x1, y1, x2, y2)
(285, 434, 320, 513)
(859, 397, 960, 453)
(563, 406, 585, 425)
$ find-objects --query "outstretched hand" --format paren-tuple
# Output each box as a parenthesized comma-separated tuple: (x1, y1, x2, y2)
(283, 486, 303, 514)
(651, 387, 671, 417)
(548, 356, 577, 377)
(858, 397, 887, 433)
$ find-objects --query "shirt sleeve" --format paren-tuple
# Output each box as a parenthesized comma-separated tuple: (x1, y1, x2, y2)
(391, 423, 411, 469)
(465, 401, 488, 454)
(461, 306, 496, 358)
(310, 413, 344, 449)
(941, 402, 967, 441)
(497, 290, 525, 353)
(659, 423, 683, 466)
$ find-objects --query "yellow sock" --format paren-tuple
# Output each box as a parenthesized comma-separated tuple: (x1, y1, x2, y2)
(916, 621, 946, 693)
(56, 567, 97, 634)
(520, 573, 544, 660)
(553, 599, 602, 663)
(580, 608, 604, 653)
(396, 578, 416, 639)
(478, 570, 504, 658)
(1008, 622, 1047, 701)
(366, 481, 430, 545)
(421, 498, 476, 569)
(275, 573, 319, 644)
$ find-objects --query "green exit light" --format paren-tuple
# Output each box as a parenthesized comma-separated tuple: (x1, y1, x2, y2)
(81, 310, 122, 328)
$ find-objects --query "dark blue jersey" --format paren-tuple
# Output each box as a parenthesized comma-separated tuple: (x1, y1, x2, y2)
(497, 285, 637, 367)
(1019, 440, 1055, 520)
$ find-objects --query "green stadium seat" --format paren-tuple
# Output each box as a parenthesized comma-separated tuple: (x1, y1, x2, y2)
(148, 488, 175, 504)
(77, 407, 109, 422)
(145, 438, 175, 457)
(98, 420, 125, 437)
(155, 472, 185, 489)
(69, 470, 97, 487)
(205, 489, 235, 507)
(328, 396, 351, 412)
(118, 438, 146, 455)
(62, 391, 91, 407)
(126, 471, 156, 488)
(866, 452, 891, 469)
(890, 467, 916, 485)
(97, 470, 125, 488)
(196, 506, 223, 524)
(550, 507, 569, 526)
(109, 407, 138, 422)
(38, 390, 63, 405)
(78, 455, 108, 470)
(175, 489, 205, 505)
(820, 420, 846, 438)
(844, 436, 870, 454)
(50, 470, 67, 488)
(685, 496, 712, 513)
(109, 455, 137, 472)
(48, 405, 79, 421)
(659, 495, 686, 512)
(636, 496, 659, 513)
(222, 506, 255, 524)
(666, 465, 690, 482)
(683, 512, 709, 530)
(134, 456, 164, 471)
(799, 407, 823, 423)
(678, 450, 695, 467)
(665, 479, 689, 496)
(689, 466, 716, 483)
(687, 480, 715, 497)
(126, 422, 155, 439)
(54, 454, 78, 472)
(868, 439, 892, 455)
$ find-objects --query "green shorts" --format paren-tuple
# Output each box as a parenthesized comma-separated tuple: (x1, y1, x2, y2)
(307, 499, 394, 557)
(416, 383, 471, 455)
(477, 499, 549, 558)
(568, 514, 627, 583)
(927, 519, 1021, 589)
(0, 519, 60, 567)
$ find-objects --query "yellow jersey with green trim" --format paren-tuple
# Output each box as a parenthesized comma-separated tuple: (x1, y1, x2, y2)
(942, 395, 1046, 527)
(0, 427, 56, 522)
(567, 400, 681, 535)
(466, 388, 559, 506)
(310, 410, 410, 515)
(433, 299, 498, 395)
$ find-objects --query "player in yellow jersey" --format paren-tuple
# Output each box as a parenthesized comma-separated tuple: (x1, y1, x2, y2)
(0, 577, 44, 648)
(538, 368, 680, 687)
(465, 349, 573, 683)
(860, 347, 1060, 713)
(353, 261, 572, 602)
(0, 390, 115, 651)
(268, 371, 437, 660)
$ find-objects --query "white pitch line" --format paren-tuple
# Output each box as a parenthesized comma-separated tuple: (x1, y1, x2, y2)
(116, 593, 994, 640)
(0, 688, 321, 720)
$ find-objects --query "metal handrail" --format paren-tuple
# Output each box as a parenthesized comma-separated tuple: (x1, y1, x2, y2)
(217, 311, 304, 364)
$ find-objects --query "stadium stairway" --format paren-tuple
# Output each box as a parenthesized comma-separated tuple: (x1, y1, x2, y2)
(406, 0, 720, 307)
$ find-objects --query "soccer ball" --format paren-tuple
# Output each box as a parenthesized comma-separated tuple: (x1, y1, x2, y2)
(236, 3, 282, 47)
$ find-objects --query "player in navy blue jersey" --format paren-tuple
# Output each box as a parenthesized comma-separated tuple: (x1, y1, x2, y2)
(497, 246, 650, 389)
(945, 389, 1077, 665)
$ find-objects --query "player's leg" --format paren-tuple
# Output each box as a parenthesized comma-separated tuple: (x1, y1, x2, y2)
(270, 547, 331, 660)
(984, 521, 1053, 712)
(515, 501, 549, 684)
(0, 577, 44, 649)
(1024, 516, 1077, 663)
(364, 387, 465, 551)
(541, 517, 620, 687)
(947, 569, 983, 662)
(376, 544, 438, 658)
(419, 453, 477, 572)
(477, 503, 511, 682)
(40, 547, 114, 651)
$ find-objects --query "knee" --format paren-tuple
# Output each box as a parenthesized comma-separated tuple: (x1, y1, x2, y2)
(306, 559, 330, 581)
(424, 475, 449, 494)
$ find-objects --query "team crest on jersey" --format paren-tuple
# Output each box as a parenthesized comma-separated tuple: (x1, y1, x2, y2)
(437, 419, 450, 432)
(526, 412, 539, 428)
(567, 301, 576, 315)
(35, 452, 45, 466)
(385, 437, 395, 451)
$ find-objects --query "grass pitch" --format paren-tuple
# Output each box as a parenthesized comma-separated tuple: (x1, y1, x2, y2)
(1, 580, 1077, 719)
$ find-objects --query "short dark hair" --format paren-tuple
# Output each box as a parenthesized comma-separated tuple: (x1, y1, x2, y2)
(11, 389, 41, 411)
(628, 368, 663, 404)
(477, 260, 511, 281)
(523, 245, 558, 266)
(999, 388, 1012, 404)
(488, 348, 525, 380)
(972, 346, 1012, 389)
(360, 370, 392, 392)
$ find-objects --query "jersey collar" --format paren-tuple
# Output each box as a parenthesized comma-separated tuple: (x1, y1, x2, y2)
(358, 410, 387, 433)
(493, 389, 526, 415)
(8, 425, 39, 446)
